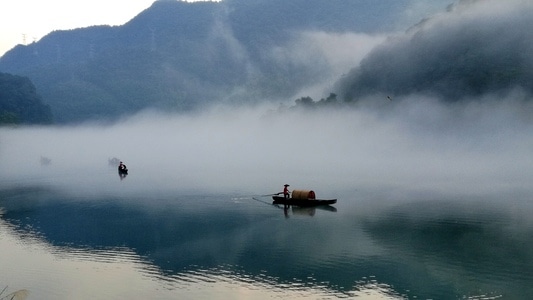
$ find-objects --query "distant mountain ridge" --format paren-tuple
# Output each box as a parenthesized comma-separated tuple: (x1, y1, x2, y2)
(0, 0, 450, 123)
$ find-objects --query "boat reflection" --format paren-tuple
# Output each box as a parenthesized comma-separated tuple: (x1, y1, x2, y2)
(118, 171, 128, 180)
(278, 204, 337, 218)
(252, 196, 337, 217)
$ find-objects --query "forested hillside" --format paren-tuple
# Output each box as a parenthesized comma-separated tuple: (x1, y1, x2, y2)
(336, 0, 533, 103)
(0, 0, 452, 123)
(0, 72, 53, 125)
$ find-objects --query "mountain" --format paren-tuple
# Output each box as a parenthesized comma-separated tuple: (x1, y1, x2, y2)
(336, 0, 533, 103)
(0, 0, 452, 123)
(0, 72, 53, 125)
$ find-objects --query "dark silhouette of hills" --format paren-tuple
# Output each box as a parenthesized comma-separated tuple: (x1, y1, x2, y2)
(0, 0, 435, 123)
(336, 0, 533, 103)
(0, 72, 53, 125)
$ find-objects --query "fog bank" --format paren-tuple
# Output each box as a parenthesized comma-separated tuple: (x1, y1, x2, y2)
(1, 97, 532, 200)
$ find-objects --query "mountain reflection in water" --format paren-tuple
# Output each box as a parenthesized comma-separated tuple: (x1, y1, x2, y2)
(0, 186, 532, 299)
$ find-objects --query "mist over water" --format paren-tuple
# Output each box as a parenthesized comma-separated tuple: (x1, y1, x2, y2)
(1, 95, 532, 201)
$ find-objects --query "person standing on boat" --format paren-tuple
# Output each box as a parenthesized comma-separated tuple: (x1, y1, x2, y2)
(283, 184, 290, 198)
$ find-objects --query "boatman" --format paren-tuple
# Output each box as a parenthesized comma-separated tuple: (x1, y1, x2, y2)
(283, 184, 290, 198)
(118, 161, 128, 179)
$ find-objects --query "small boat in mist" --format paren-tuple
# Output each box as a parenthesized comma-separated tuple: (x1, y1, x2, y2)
(118, 161, 128, 179)
(272, 189, 337, 207)
(40, 156, 51, 166)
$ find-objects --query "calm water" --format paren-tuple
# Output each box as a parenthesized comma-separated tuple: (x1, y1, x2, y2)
(1, 184, 532, 299)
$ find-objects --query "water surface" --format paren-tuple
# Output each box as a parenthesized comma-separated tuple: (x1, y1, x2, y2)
(1, 184, 531, 299)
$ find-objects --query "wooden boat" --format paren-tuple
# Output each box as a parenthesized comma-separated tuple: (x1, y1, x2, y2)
(272, 196, 337, 207)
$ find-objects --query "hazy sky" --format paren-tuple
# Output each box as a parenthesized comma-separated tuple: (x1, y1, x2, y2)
(0, 0, 217, 57)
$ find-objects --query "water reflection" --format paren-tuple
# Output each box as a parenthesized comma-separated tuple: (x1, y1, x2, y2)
(1, 186, 532, 299)
(278, 205, 337, 218)
(359, 199, 533, 299)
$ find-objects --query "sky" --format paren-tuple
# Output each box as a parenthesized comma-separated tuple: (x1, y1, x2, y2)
(0, 0, 217, 57)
